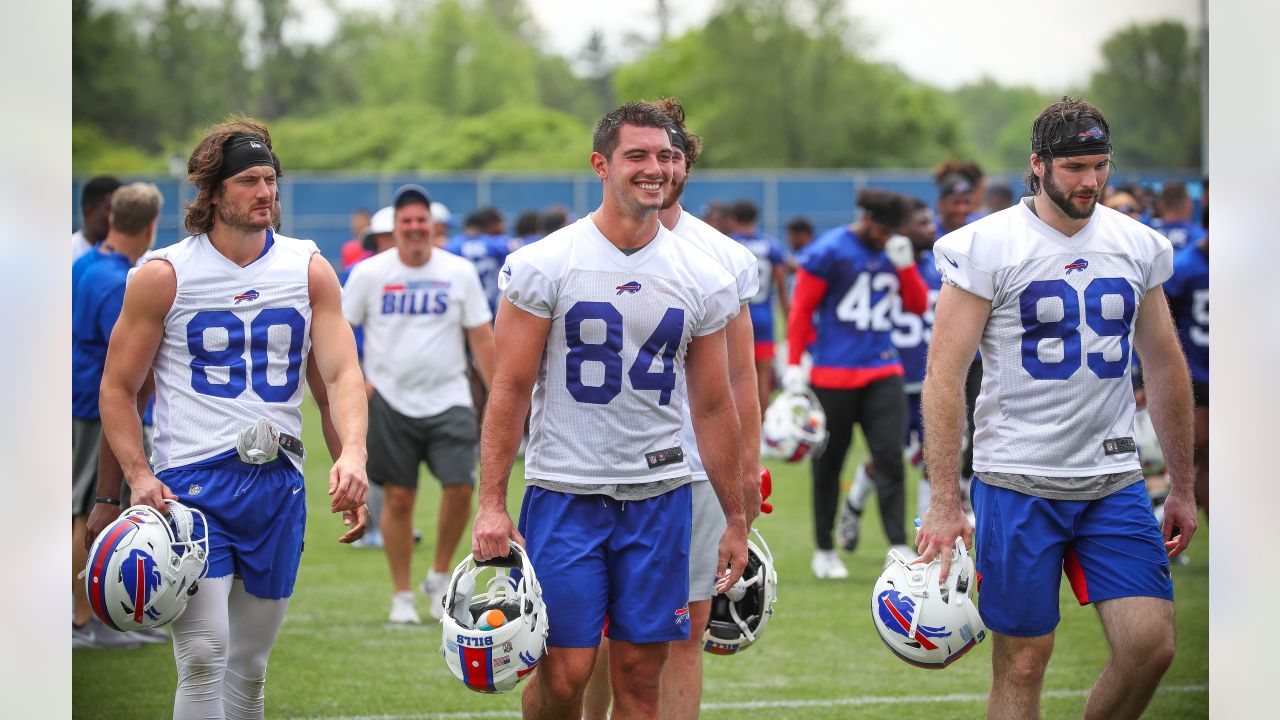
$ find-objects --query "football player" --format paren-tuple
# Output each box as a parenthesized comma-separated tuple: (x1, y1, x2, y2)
(917, 97, 1196, 720)
(726, 199, 790, 415)
(97, 117, 370, 719)
(471, 102, 748, 720)
(1163, 199, 1209, 509)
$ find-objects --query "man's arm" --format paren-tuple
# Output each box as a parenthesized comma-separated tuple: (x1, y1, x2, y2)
(687, 327, 748, 591)
(307, 254, 369, 514)
(725, 308, 763, 524)
(918, 284, 991, 579)
(472, 299, 549, 561)
(306, 359, 343, 460)
(1132, 286, 1197, 557)
(86, 372, 155, 548)
(99, 261, 177, 514)
(465, 322, 496, 392)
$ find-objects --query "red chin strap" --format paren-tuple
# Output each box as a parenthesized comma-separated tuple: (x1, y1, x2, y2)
(759, 466, 773, 514)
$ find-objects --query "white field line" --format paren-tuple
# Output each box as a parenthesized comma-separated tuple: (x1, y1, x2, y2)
(281, 682, 1207, 720)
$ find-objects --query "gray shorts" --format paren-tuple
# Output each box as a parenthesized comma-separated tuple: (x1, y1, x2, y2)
(366, 392, 477, 490)
(72, 418, 101, 516)
(689, 480, 728, 602)
(73, 420, 156, 515)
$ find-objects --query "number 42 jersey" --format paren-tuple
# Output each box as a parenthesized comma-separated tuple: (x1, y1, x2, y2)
(144, 231, 316, 473)
(498, 215, 740, 485)
(935, 202, 1173, 476)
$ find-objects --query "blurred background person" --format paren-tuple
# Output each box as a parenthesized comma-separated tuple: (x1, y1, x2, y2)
(71, 175, 120, 262)
(728, 199, 790, 414)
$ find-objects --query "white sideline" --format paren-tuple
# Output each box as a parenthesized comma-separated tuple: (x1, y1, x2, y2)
(282, 682, 1207, 720)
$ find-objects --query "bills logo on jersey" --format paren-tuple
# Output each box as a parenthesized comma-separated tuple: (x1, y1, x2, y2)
(233, 289, 260, 304)
(1064, 258, 1089, 274)
(876, 589, 951, 650)
(1077, 126, 1105, 142)
(120, 548, 163, 623)
(674, 606, 690, 627)
(616, 280, 643, 295)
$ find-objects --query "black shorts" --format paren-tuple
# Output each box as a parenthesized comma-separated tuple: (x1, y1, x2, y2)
(366, 392, 478, 490)
(1193, 381, 1209, 408)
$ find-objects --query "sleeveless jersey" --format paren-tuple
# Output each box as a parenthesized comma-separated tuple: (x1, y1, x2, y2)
(671, 211, 760, 483)
(498, 215, 739, 485)
(935, 202, 1173, 477)
(1164, 241, 1209, 384)
(145, 231, 317, 473)
(891, 248, 942, 392)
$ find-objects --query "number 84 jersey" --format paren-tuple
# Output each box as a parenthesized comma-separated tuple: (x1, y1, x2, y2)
(144, 231, 316, 473)
(935, 203, 1173, 476)
(499, 216, 739, 485)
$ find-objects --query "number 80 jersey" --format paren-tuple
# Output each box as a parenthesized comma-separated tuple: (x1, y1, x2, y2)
(499, 216, 740, 485)
(935, 203, 1174, 476)
(144, 231, 317, 473)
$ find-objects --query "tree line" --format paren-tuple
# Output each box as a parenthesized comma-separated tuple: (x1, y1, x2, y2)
(73, 0, 1202, 174)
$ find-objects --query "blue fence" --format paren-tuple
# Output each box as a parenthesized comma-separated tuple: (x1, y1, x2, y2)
(72, 169, 1201, 265)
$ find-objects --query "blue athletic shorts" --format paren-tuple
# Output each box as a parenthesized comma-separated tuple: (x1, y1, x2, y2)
(970, 476, 1173, 637)
(517, 484, 692, 647)
(159, 449, 307, 600)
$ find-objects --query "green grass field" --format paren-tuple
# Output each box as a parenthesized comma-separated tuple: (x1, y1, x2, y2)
(73, 398, 1208, 719)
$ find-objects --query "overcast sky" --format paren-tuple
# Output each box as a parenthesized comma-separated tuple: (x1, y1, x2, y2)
(104, 0, 1205, 91)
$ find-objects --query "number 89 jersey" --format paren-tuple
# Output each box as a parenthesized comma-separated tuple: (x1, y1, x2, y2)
(935, 203, 1173, 476)
(144, 231, 316, 473)
(499, 217, 739, 485)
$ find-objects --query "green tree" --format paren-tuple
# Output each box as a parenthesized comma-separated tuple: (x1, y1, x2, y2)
(1088, 20, 1201, 168)
(948, 78, 1053, 170)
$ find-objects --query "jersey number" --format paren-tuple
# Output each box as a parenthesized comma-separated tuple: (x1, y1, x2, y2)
(891, 288, 938, 347)
(187, 308, 305, 401)
(836, 272, 897, 331)
(1019, 278, 1134, 380)
(565, 302, 685, 406)
(1189, 288, 1209, 347)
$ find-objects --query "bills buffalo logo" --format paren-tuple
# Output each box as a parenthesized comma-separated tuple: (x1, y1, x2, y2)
(1077, 126, 1105, 142)
(120, 548, 164, 623)
(876, 589, 952, 650)
(616, 280, 642, 295)
(1064, 258, 1089, 274)
(674, 607, 690, 626)
(233, 289, 260, 304)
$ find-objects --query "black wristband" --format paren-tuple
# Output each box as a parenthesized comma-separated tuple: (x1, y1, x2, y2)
(94, 496, 121, 506)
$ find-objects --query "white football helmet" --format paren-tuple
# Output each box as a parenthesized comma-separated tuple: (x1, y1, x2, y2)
(440, 541, 548, 694)
(871, 537, 986, 669)
(1133, 408, 1166, 476)
(703, 528, 778, 655)
(761, 387, 828, 462)
(83, 501, 209, 631)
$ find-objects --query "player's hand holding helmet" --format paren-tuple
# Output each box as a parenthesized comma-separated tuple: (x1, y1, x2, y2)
(761, 386, 828, 462)
(440, 541, 548, 694)
(703, 528, 778, 655)
(871, 537, 986, 669)
(82, 500, 209, 631)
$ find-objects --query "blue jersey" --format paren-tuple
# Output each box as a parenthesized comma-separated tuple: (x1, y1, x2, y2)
(1164, 241, 1209, 383)
(72, 249, 132, 420)
(730, 232, 787, 342)
(447, 233, 512, 313)
(892, 249, 942, 388)
(797, 226, 902, 371)
(1156, 219, 1205, 250)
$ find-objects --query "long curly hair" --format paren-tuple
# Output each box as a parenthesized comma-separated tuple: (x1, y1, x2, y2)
(183, 115, 274, 235)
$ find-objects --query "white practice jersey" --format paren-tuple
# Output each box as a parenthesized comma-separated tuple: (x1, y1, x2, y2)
(671, 210, 759, 482)
(935, 202, 1173, 476)
(499, 215, 740, 485)
(145, 232, 317, 473)
(342, 248, 491, 418)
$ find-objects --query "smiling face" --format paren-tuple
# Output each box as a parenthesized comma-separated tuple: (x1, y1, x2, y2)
(1037, 153, 1111, 220)
(393, 201, 433, 265)
(662, 146, 689, 211)
(592, 124, 673, 219)
(214, 165, 276, 233)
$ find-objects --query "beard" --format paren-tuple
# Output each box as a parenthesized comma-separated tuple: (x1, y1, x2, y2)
(1042, 164, 1101, 220)
(662, 173, 687, 211)
(217, 196, 273, 232)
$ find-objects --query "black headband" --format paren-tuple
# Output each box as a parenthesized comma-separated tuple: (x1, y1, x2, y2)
(1034, 114, 1112, 158)
(668, 125, 689, 153)
(217, 135, 278, 182)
